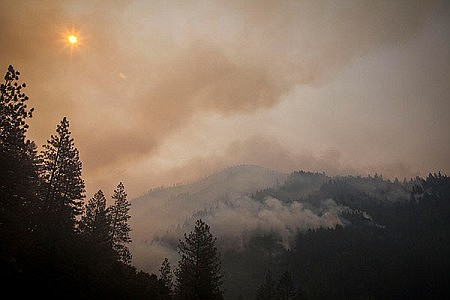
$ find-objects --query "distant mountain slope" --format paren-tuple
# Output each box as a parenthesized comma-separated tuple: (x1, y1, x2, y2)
(133, 164, 285, 207)
(130, 165, 410, 271)
(129, 165, 286, 270)
(131, 165, 286, 226)
(127, 167, 450, 299)
(129, 166, 415, 273)
(221, 173, 450, 300)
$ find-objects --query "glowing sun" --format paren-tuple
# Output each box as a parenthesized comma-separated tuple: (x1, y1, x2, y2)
(67, 34, 78, 45)
(61, 27, 83, 55)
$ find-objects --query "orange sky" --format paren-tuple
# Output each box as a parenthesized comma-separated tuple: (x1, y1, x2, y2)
(1, 0, 449, 198)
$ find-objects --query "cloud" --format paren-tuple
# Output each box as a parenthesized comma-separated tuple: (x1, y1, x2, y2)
(105, 132, 419, 200)
(131, 192, 345, 273)
(0, 0, 443, 197)
(207, 196, 343, 248)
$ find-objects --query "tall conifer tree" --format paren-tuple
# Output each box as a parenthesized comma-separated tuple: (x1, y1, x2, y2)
(41, 117, 85, 235)
(175, 219, 223, 300)
(109, 182, 132, 264)
(0, 65, 38, 255)
(79, 190, 111, 254)
(159, 257, 174, 299)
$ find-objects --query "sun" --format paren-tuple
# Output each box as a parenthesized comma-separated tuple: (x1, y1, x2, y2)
(60, 26, 84, 55)
(67, 34, 78, 45)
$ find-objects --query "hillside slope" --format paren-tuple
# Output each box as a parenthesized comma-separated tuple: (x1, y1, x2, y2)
(129, 165, 286, 270)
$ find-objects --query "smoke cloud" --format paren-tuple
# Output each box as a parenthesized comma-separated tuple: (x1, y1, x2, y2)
(207, 196, 343, 247)
(128, 164, 353, 272)
(2, 1, 448, 197)
(131, 192, 345, 272)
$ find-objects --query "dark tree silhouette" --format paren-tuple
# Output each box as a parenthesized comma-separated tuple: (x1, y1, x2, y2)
(109, 182, 132, 264)
(79, 190, 112, 254)
(175, 219, 223, 300)
(40, 116, 85, 235)
(0, 65, 39, 261)
(0, 65, 171, 299)
(159, 257, 174, 299)
(0, 65, 34, 153)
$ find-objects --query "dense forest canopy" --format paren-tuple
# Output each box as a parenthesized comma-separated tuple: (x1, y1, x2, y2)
(222, 171, 450, 299)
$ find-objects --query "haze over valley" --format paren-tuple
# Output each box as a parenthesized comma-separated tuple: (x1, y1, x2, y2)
(1, 1, 450, 299)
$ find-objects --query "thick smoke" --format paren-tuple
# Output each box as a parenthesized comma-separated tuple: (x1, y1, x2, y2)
(129, 165, 348, 272)
(132, 194, 345, 272)
(205, 196, 342, 247)
(0, 0, 443, 197)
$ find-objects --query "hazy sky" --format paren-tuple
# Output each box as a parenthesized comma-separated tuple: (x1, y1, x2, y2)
(1, 0, 449, 198)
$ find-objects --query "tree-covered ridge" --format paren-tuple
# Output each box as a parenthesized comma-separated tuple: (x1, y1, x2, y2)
(223, 172, 450, 299)
(254, 170, 413, 205)
(253, 170, 329, 203)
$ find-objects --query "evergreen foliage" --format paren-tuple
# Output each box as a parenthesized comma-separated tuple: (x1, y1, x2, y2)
(40, 116, 85, 234)
(0, 65, 33, 148)
(175, 219, 223, 300)
(0, 65, 39, 259)
(255, 270, 305, 300)
(79, 190, 111, 254)
(223, 171, 450, 299)
(159, 258, 174, 299)
(109, 182, 132, 264)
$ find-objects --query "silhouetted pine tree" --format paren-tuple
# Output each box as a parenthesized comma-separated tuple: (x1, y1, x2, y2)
(79, 190, 112, 254)
(159, 258, 174, 299)
(40, 117, 85, 237)
(109, 182, 132, 264)
(175, 219, 223, 300)
(0, 65, 39, 259)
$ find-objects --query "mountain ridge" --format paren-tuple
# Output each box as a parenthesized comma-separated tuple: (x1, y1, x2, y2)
(129, 164, 287, 270)
(132, 164, 286, 204)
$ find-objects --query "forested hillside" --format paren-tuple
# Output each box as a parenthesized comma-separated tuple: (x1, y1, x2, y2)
(223, 171, 450, 299)
(129, 164, 450, 299)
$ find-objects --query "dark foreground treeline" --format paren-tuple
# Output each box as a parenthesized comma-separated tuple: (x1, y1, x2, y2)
(0, 66, 226, 299)
(0, 66, 168, 298)
(224, 171, 450, 299)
